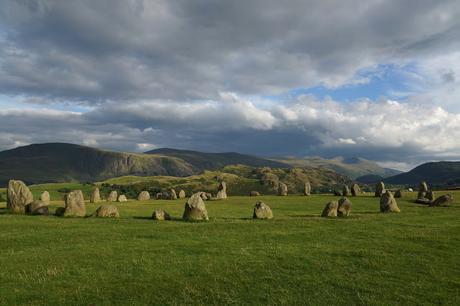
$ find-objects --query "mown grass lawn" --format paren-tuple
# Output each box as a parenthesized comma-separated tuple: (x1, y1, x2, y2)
(0, 192, 459, 305)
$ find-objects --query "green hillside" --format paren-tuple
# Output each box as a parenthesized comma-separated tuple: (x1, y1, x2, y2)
(384, 161, 460, 186)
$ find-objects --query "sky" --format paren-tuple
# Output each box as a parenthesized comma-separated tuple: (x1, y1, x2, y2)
(1, 0, 460, 170)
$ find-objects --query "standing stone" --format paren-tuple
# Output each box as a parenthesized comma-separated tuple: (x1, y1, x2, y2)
(351, 184, 361, 196)
(107, 191, 118, 202)
(178, 190, 186, 199)
(40, 191, 50, 205)
(156, 192, 163, 200)
(60, 190, 86, 217)
(152, 209, 171, 221)
(25, 200, 49, 215)
(417, 181, 429, 199)
(198, 192, 208, 200)
(137, 191, 150, 201)
(394, 190, 402, 198)
(253, 201, 273, 219)
(250, 191, 261, 196)
(118, 195, 128, 202)
(95, 205, 120, 218)
(169, 189, 177, 200)
(321, 201, 339, 217)
(380, 191, 400, 213)
(342, 185, 351, 197)
(338, 197, 352, 217)
(375, 181, 385, 197)
(430, 194, 453, 207)
(304, 182, 311, 196)
(278, 182, 288, 196)
(333, 190, 342, 196)
(182, 193, 209, 221)
(426, 190, 435, 201)
(90, 188, 101, 203)
(215, 182, 228, 199)
(7, 180, 33, 214)
(206, 192, 212, 199)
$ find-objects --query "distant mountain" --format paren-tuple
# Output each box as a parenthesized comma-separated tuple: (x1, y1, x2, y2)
(384, 161, 460, 186)
(274, 156, 401, 180)
(146, 148, 289, 170)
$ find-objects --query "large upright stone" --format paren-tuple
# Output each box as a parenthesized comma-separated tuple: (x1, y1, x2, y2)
(430, 194, 453, 207)
(253, 201, 273, 219)
(304, 182, 311, 196)
(182, 193, 209, 221)
(40, 191, 50, 205)
(380, 191, 400, 213)
(278, 182, 288, 196)
(338, 197, 352, 217)
(7, 180, 33, 214)
(342, 185, 351, 197)
(351, 184, 361, 196)
(417, 181, 429, 199)
(107, 191, 118, 202)
(61, 190, 86, 217)
(169, 189, 178, 200)
(426, 190, 435, 202)
(215, 182, 227, 199)
(118, 195, 128, 202)
(375, 181, 385, 197)
(90, 188, 101, 203)
(95, 205, 120, 218)
(178, 190, 186, 199)
(321, 201, 338, 217)
(137, 191, 150, 201)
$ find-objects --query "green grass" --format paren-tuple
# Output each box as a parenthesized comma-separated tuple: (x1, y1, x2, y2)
(0, 192, 459, 305)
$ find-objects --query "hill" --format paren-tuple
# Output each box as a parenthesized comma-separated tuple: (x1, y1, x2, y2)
(384, 161, 460, 186)
(274, 156, 401, 179)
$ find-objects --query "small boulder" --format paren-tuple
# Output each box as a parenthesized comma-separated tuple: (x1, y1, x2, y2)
(375, 181, 385, 197)
(39, 191, 50, 205)
(178, 190, 186, 199)
(215, 181, 228, 199)
(62, 190, 86, 217)
(351, 184, 361, 196)
(118, 195, 128, 202)
(430, 194, 453, 207)
(90, 188, 101, 203)
(278, 182, 288, 196)
(25, 200, 49, 215)
(137, 191, 150, 201)
(7, 179, 33, 214)
(380, 191, 400, 213)
(304, 182, 311, 196)
(107, 191, 118, 202)
(95, 205, 120, 218)
(183, 193, 209, 221)
(321, 201, 338, 217)
(337, 197, 352, 217)
(152, 209, 171, 221)
(253, 201, 273, 219)
(415, 198, 431, 205)
(249, 191, 261, 197)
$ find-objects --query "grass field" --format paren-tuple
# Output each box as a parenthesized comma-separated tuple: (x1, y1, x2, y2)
(0, 192, 459, 305)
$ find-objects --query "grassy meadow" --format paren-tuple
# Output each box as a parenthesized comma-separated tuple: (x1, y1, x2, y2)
(0, 190, 459, 305)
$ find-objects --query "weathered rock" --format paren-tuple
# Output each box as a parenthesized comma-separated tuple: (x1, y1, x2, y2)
(156, 192, 163, 200)
(394, 190, 402, 198)
(426, 190, 435, 201)
(90, 188, 101, 203)
(304, 182, 311, 196)
(95, 205, 120, 218)
(253, 201, 273, 219)
(152, 209, 171, 221)
(178, 190, 186, 199)
(375, 181, 385, 197)
(182, 193, 209, 221)
(107, 191, 118, 202)
(417, 181, 429, 199)
(7, 179, 33, 214)
(337, 197, 352, 217)
(351, 184, 361, 196)
(62, 190, 86, 217)
(415, 198, 431, 205)
(198, 192, 208, 200)
(137, 191, 150, 201)
(215, 181, 227, 199)
(250, 191, 261, 196)
(278, 182, 288, 196)
(321, 201, 338, 217)
(25, 200, 48, 215)
(206, 192, 212, 199)
(380, 191, 400, 213)
(39, 191, 50, 205)
(430, 194, 453, 207)
(118, 195, 128, 202)
(169, 189, 177, 200)
(342, 185, 351, 197)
